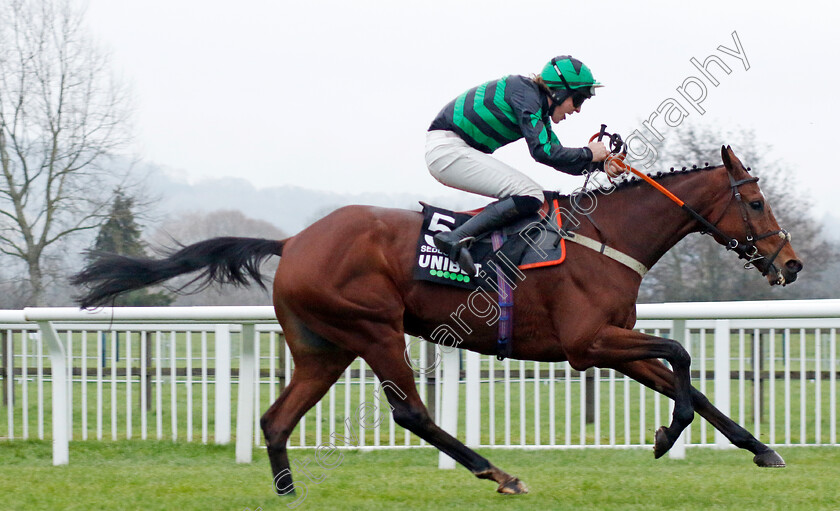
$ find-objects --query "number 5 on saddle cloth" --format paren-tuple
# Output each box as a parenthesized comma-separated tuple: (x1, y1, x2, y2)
(413, 191, 568, 291)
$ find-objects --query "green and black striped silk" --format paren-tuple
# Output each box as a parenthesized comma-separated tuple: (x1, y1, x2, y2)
(429, 75, 592, 175)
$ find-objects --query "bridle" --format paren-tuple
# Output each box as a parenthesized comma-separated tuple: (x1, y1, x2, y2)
(699, 172, 792, 281)
(590, 128, 792, 284)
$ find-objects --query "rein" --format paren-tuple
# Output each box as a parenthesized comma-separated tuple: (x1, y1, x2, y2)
(585, 126, 791, 283)
(606, 153, 792, 283)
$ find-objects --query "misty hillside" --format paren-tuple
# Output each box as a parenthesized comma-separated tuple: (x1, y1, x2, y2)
(146, 167, 490, 236)
(145, 165, 840, 248)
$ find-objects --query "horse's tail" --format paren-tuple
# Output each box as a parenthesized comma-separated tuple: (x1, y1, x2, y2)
(71, 236, 286, 309)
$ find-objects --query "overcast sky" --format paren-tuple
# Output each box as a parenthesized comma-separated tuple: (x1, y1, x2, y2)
(85, 0, 839, 217)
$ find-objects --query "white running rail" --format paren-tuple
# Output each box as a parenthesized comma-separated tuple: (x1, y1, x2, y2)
(0, 300, 838, 467)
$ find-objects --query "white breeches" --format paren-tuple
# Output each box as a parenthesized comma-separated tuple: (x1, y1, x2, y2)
(425, 130, 543, 201)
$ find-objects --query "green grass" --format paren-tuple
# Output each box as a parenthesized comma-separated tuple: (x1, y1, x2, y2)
(1, 441, 839, 510)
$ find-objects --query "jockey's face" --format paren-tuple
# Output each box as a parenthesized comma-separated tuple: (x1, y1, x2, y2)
(551, 96, 581, 123)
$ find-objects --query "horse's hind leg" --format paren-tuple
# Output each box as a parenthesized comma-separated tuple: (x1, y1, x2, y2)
(260, 322, 356, 496)
(344, 329, 527, 494)
(614, 359, 785, 467)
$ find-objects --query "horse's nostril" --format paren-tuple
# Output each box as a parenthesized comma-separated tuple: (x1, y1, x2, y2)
(786, 259, 803, 273)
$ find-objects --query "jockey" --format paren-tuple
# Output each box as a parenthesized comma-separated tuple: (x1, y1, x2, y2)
(426, 55, 626, 275)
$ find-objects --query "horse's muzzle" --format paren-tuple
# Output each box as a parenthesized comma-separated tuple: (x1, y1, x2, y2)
(767, 258, 803, 286)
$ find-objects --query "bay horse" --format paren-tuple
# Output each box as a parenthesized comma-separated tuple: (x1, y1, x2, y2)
(72, 146, 802, 495)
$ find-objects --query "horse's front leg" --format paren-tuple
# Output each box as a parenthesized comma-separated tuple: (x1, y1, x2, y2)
(570, 325, 694, 457)
(614, 358, 785, 467)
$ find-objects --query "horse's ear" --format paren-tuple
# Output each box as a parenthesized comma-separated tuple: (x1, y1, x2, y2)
(721, 146, 730, 168)
(721, 145, 745, 173)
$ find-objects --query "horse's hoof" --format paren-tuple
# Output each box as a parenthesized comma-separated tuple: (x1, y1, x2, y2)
(497, 477, 529, 495)
(753, 450, 786, 468)
(653, 426, 671, 459)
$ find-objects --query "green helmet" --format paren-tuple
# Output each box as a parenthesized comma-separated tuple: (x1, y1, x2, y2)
(540, 55, 602, 97)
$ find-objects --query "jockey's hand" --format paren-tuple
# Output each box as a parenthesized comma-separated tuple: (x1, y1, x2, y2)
(605, 157, 628, 179)
(588, 142, 629, 178)
(588, 141, 609, 162)
(589, 141, 628, 179)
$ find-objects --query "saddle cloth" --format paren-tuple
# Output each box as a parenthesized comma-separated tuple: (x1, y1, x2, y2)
(413, 192, 567, 290)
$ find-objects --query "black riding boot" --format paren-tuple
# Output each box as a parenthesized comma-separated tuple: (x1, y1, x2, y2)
(433, 196, 542, 275)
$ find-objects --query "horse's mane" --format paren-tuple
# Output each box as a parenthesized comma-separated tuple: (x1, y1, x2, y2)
(558, 163, 735, 200)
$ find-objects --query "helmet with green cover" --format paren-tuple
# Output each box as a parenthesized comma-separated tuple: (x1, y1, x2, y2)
(540, 55, 602, 108)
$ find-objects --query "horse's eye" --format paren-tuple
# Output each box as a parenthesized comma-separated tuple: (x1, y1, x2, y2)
(749, 201, 763, 211)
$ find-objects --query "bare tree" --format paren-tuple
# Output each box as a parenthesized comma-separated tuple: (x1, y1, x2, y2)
(0, 0, 131, 305)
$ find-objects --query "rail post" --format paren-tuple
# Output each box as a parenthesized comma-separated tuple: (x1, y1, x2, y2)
(465, 350, 480, 448)
(438, 348, 460, 469)
(714, 319, 732, 448)
(37, 321, 69, 465)
(215, 324, 232, 445)
(585, 369, 595, 424)
(236, 323, 257, 463)
(2, 330, 10, 408)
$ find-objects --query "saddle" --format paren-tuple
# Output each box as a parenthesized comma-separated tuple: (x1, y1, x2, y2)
(413, 191, 649, 360)
(413, 192, 568, 290)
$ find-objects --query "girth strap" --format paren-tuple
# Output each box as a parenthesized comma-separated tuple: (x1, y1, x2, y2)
(491, 231, 514, 360)
(561, 232, 649, 278)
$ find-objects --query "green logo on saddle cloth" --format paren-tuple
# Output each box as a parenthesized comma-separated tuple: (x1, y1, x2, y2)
(429, 269, 469, 283)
